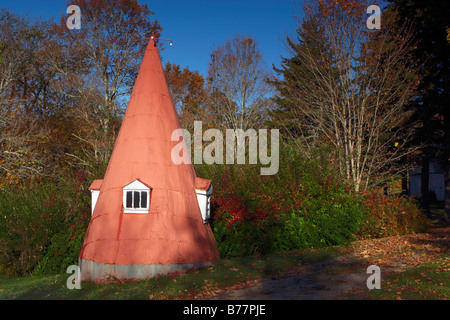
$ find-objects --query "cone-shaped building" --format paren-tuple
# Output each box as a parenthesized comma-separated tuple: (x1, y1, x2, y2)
(79, 38, 219, 283)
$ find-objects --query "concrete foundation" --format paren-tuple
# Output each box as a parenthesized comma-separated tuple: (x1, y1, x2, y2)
(79, 258, 211, 283)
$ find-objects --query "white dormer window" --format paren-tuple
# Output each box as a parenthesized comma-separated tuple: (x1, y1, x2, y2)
(123, 179, 151, 214)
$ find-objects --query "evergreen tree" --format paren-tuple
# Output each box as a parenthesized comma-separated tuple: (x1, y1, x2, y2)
(389, 0, 450, 221)
(269, 15, 333, 142)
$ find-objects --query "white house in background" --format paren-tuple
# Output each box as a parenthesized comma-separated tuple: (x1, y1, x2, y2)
(408, 160, 445, 201)
(195, 177, 213, 223)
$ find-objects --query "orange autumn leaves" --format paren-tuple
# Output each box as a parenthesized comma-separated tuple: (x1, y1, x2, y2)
(306, 0, 368, 19)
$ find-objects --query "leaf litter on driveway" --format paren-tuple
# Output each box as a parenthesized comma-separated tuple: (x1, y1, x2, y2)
(200, 224, 450, 300)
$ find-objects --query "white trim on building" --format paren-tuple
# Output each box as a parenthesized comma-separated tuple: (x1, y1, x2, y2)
(196, 183, 213, 223)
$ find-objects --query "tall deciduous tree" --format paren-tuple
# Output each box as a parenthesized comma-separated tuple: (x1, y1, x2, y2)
(271, 0, 420, 192)
(207, 34, 273, 130)
(0, 10, 60, 183)
(56, 0, 162, 127)
(52, 0, 162, 174)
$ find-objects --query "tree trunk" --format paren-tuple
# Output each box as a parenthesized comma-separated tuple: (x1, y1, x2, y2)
(401, 170, 408, 196)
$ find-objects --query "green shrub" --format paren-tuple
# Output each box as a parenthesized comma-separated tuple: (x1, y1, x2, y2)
(196, 144, 364, 257)
(197, 142, 426, 258)
(0, 175, 90, 277)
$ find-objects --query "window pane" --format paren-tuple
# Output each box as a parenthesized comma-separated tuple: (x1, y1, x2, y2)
(126, 191, 133, 208)
(140, 191, 148, 209)
(133, 191, 140, 208)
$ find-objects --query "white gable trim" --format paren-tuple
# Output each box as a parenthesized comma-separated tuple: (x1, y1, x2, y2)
(123, 179, 151, 191)
(195, 183, 213, 196)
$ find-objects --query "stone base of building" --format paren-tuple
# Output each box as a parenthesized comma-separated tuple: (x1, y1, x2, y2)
(79, 258, 212, 283)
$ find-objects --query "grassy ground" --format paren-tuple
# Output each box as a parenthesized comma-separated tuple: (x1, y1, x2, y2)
(0, 202, 448, 300)
(0, 243, 447, 300)
(343, 200, 449, 300)
(0, 247, 339, 300)
(365, 253, 449, 300)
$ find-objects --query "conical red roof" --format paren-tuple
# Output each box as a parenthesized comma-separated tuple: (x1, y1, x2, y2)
(79, 39, 219, 277)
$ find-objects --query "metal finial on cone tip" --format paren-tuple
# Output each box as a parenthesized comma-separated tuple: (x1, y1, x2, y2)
(136, 35, 173, 46)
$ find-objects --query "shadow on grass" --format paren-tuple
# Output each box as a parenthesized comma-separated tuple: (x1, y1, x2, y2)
(0, 247, 339, 300)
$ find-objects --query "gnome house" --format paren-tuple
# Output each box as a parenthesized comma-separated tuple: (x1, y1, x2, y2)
(79, 36, 219, 283)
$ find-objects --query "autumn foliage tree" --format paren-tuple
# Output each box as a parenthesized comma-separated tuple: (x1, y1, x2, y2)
(0, 0, 164, 183)
(164, 62, 212, 132)
(0, 10, 65, 184)
(58, 0, 162, 119)
(51, 0, 162, 175)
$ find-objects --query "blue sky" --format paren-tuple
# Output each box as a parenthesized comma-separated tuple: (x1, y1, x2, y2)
(1, 0, 300, 77)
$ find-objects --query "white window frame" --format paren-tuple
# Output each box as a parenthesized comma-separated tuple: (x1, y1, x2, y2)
(123, 179, 151, 214)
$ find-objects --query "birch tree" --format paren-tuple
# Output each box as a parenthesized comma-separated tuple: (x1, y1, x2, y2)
(271, 0, 420, 192)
